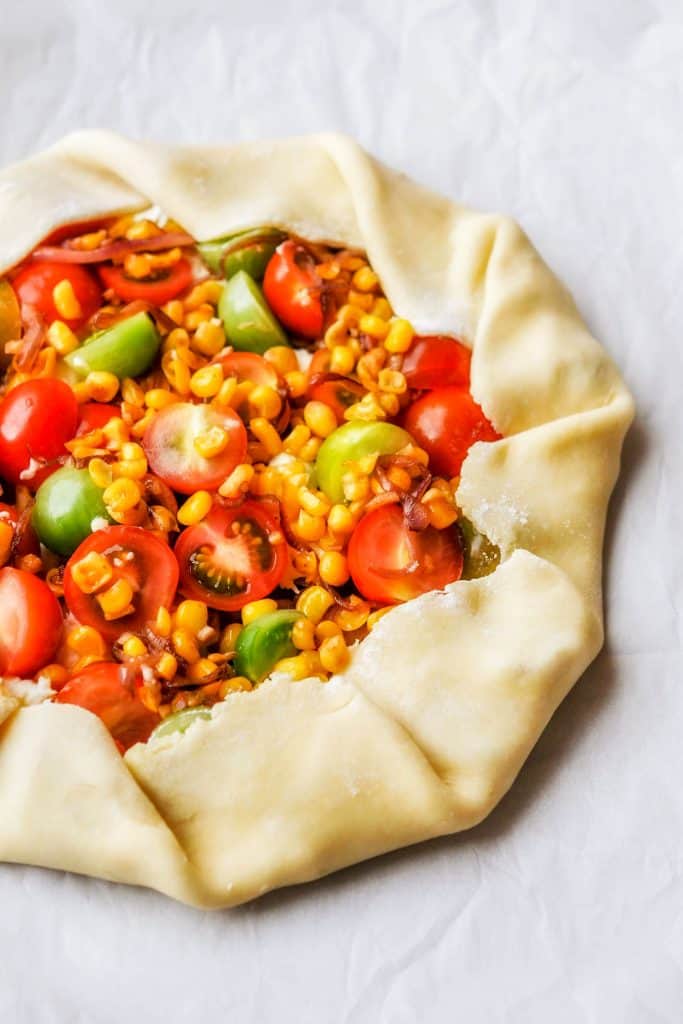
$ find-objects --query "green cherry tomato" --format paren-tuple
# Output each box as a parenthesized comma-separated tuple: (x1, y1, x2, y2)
(233, 609, 303, 683)
(315, 421, 413, 504)
(65, 311, 160, 379)
(459, 517, 501, 579)
(32, 466, 110, 556)
(150, 706, 213, 740)
(198, 228, 284, 280)
(218, 271, 288, 354)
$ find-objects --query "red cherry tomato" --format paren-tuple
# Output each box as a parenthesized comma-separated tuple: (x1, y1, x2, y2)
(175, 501, 287, 611)
(348, 504, 463, 605)
(63, 525, 179, 641)
(98, 258, 193, 306)
(54, 662, 159, 750)
(213, 351, 281, 391)
(0, 503, 40, 558)
(404, 386, 500, 478)
(401, 335, 471, 390)
(307, 348, 331, 378)
(263, 240, 323, 339)
(0, 568, 63, 676)
(307, 375, 366, 422)
(142, 402, 247, 495)
(76, 402, 121, 436)
(12, 261, 102, 329)
(0, 378, 78, 487)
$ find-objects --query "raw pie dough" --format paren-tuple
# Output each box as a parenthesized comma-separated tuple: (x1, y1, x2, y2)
(0, 133, 634, 908)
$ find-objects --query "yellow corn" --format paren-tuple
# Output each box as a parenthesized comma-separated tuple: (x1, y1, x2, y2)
(46, 319, 79, 355)
(162, 353, 192, 394)
(103, 478, 142, 516)
(298, 487, 331, 517)
(298, 437, 321, 462)
(328, 504, 355, 534)
(85, 371, 119, 402)
(264, 346, 299, 375)
(190, 363, 224, 399)
(145, 388, 178, 410)
(303, 401, 337, 438)
(17, 553, 42, 574)
(66, 624, 106, 656)
(378, 368, 407, 394)
(191, 318, 225, 357)
(131, 411, 156, 438)
(426, 496, 459, 529)
(157, 652, 178, 680)
(319, 634, 350, 674)
(122, 636, 148, 658)
(39, 663, 70, 688)
(284, 370, 308, 398)
(367, 606, 393, 630)
(359, 314, 390, 340)
(248, 385, 282, 420)
(283, 424, 311, 455)
(384, 318, 414, 354)
(102, 417, 129, 450)
(174, 599, 209, 635)
(273, 654, 315, 681)
(372, 297, 393, 320)
(172, 627, 200, 664)
(296, 585, 335, 624)
(319, 551, 350, 587)
(332, 600, 370, 632)
(52, 279, 82, 321)
(121, 378, 145, 406)
(250, 417, 282, 457)
(295, 510, 326, 542)
(219, 623, 243, 654)
(329, 345, 356, 375)
(292, 618, 316, 651)
(0, 521, 13, 566)
(155, 607, 172, 637)
(315, 619, 342, 641)
(188, 658, 218, 683)
(218, 463, 254, 499)
(148, 504, 178, 534)
(344, 393, 386, 423)
(241, 598, 278, 625)
(377, 392, 401, 416)
(342, 471, 370, 503)
(351, 266, 380, 292)
(97, 578, 135, 620)
(185, 306, 214, 330)
(177, 490, 212, 526)
(70, 551, 113, 594)
(347, 290, 375, 311)
(163, 300, 185, 325)
(194, 425, 228, 459)
(219, 675, 253, 697)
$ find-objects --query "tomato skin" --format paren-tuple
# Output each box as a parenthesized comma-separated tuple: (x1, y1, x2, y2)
(76, 402, 120, 435)
(348, 504, 464, 604)
(12, 261, 102, 329)
(0, 503, 40, 557)
(98, 258, 193, 305)
(0, 378, 78, 487)
(263, 240, 323, 339)
(0, 568, 63, 676)
(403, 386, 500, 478)
(54, 662, 160, 750)
(402, 335, 471, 390)
(307, 348, 331, 378)
(307, 375, 366, 422)
(63, 525, 179, 641)
(175, 501, 287, 611)
(212, 351, 281, 391)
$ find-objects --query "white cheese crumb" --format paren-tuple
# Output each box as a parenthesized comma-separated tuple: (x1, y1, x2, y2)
(90, 516, 109, 532)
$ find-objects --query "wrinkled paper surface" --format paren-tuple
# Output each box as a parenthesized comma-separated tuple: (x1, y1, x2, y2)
(1, 1, 681, 1020)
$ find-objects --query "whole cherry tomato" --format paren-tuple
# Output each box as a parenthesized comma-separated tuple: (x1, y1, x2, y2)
(12, 261, 102, 330)
(404, 386, 500, 478)
(0, 378, 78, 487)
(0, 568, 63, 676)
(401, 335, 471, 390)
(263, 240, 323, 339)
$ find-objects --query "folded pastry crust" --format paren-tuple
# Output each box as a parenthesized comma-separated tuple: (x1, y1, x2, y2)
(0, 133, 633, 907)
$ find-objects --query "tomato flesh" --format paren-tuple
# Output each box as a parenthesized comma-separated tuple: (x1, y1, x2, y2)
(175, 501, 287, 611)
(98, 257, 193, 305)
(0, 378, 78, 487)
(404, 386, 500, 478)
(76, 402, 121, 435)
(307, 375, 366, 422)
(212, 351, 281, 391)
(348, 504, 463, 604)
(63, 525, 179, 641)
(402, 335, 471, 390)
(12, 261, 102, 329)
(55, 662, 160, 750)
(0, 503, 40, 558)
(143, 402, 247, 495)
(0, 568, 63, 676)
(263, 240, 323, 339)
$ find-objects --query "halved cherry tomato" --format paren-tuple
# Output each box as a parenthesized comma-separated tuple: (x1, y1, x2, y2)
(263, 240, 323, 339)
(0, 568, 63, 676)
(11, 261, 102, 330)
(0, 502, 40, 558)
(142, 402, 247, 495)
(98, 257, 193, 306)
(76, 402, 120, 435)
(307, 348, 331, 378)
(54, 662, 160, 750)
(403, 386, 500, 478)
(401, 335, 471, 390)
(63, 525, 179, 641)
(0, 378, 78, 487)
(212, 351, 281, 391)
(175, 501, 287, 611)
(348, 504, 463, 604)
(307, 374, 366, 422)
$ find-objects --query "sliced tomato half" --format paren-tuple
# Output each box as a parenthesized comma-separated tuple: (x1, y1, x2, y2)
(347, 503, 464, 604)
(142, 402, 247, 495)
(63, 525, 179, 641)
(54, 662, 160, 750)
(98, 258, 193, 305)
(11, 260, 102, 329)
(307, 374, 366, 422)
(175, 501, 287, 611)
(212, 351, 281, 391)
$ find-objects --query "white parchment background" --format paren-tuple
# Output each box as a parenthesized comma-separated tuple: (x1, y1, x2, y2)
(1, 1, 682, 1021)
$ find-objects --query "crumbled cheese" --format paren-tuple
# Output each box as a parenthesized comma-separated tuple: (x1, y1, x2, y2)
(19, 457, 42, 481)
(90, 516, 109, 531)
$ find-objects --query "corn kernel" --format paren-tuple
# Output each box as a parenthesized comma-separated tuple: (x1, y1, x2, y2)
(319, 551, 350, 587)
(122, 636, 148, 658)
(103, 477, 142, 516)
(157, 652, 178, 680)
(346, 290, 375, 312)
(46, 319, 79, 355)
(298, 487, 331, 517)
(295, 510, 326, 542)
(0, 521, 13, 566)
(219, 623, 243, 654)
(384, 318, 414, 354)
(172, 627, 200, 664)
(219, 675, 253, 697)
(177, 490, 212, 526)
(298, 437, 321, 462)
(52, 279, 82, 321)
(367, 606, 392, 630)
(426, 496, 459, 529)
(191, 318, 225, 356)
(250, 417, 282, 457)
(319, 634, 350, 674)
(283, 424, 311, 455)
(315, 619, 342, 641)
(97, 578, 135, 620)
(185, 306, 214, 331)
(372, 297, 393, 320)
(131, 411, 156, 438)
(71, 551, 113, 594)
(328, 504, 355, 534)
(284, 370, 308, 398)
(248, 385, 282, 421)
(194, 425, 228, 459)
(273, 654, 314, 681)
(378, 368, 407, 394)
(66, 625, 106, 656)
(359, 314, 390, 340)
(145, 388, 178, 410)
(121, 378, 145, 406)
(332, 601, 370, 632)
(292, 617, 316, 651)
(303, 401, 337, 439)
(162, 353, 191, 394)
(175, 599, 209, 635)
(190, 363, 224, 399)
(296, 585, 335, 624)
(352, 266, 380, 292)
(241, 598, 278, 625)
(218, 463, 254, 499)
(264, 346, 299, 375)
(86, 371, 119, 402)
(185, 280, 223, 309)
(188, 658, 218, 683)
(155, 607, 172, 637)
(342, 471, 370, 503)
(329, 345, 356, 375)
(39, 663, 70, 688)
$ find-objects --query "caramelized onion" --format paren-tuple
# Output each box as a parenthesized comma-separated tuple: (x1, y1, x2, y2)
(32, 231, 195, 265)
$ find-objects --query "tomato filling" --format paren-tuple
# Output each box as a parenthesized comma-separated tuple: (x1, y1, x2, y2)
(0, 212, 502, 750)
